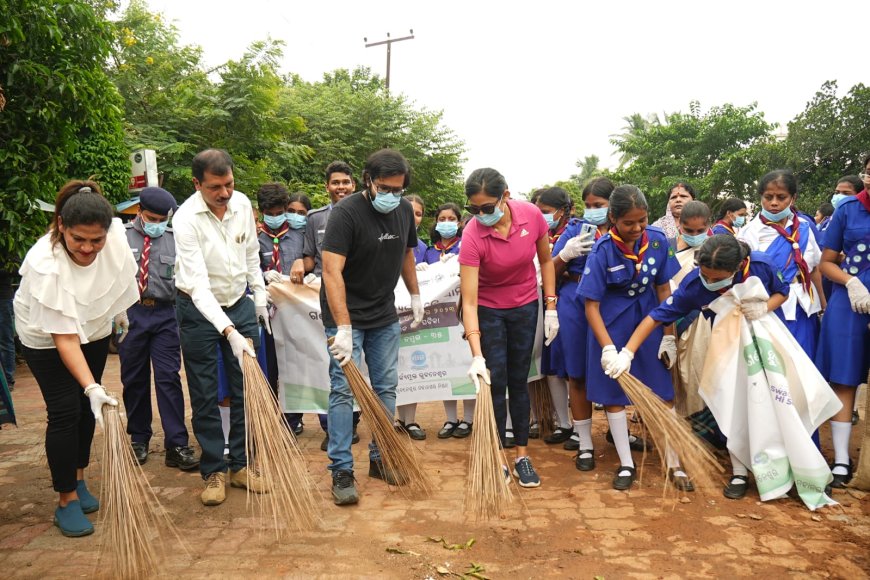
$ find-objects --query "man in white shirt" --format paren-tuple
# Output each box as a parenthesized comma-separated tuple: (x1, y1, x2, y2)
(173, 149, 268, 506)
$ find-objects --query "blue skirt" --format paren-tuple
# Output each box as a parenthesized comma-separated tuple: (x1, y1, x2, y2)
(815, 284, 870, 386)
(556, 281, 588, 379)
(585, 299, 674, 406)
(217, 326, 270, 401)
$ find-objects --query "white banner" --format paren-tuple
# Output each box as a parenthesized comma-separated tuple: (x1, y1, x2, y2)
(268, 258, 542, 413)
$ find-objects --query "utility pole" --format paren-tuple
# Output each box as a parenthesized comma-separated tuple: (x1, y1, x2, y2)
(364, 30, 414, 92)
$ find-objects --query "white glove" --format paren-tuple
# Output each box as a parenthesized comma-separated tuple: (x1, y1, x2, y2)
(226, 329, 256, 368)
(846, 277, 870, 314)
(255, 304, 272, 335)
(113, 311, 129, 344)
(415, 262, 429, 271)
(558, 231, 594, 262)
(606, 348, 634, 379)
(440, 252, 457, 263)
(600, 344, 618, 373)
(329, 325, 353, 367)
(740, 301, 769, 321)
(544, 310, 560, 346)
(658, 335, 677, 369)
(84, 383, 118, 430)
(264, 270, 284, 285)
(467, 355, 490, 394)
(411, 294, 424, 327)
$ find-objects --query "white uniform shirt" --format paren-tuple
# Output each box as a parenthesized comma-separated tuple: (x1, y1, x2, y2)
(173, 190, 267, 333)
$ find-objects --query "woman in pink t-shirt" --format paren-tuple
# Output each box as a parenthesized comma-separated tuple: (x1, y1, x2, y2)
(458, 168, 559, 488)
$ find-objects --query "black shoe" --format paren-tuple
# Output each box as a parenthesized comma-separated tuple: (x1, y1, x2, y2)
(852, 410, 859, 426)
(438, 421, 459, 438)
(528, 422, 540, 439)
(668, 468, 695, 492)
(605, 429, 651, 452)
(404, 422, 427, 441)
(452, 421, 472, 439)
(575, 450, 595, 471)
(369, 459, 407, 486)
(131, 442, 148, 465)
(612, 466, 636, 491)
(504, 430, 516, 449)
(321, 434, 329, 452)
(563, 434, 580, 451)
(544, 426, 574, 444)
(332, 469, 358, 505)
(830, 462, 853, 488)
(165, 445, 200, 471)
(293, 420, 304, 436)
(352, 426, 360, 445)
(723, 475, 749, 499)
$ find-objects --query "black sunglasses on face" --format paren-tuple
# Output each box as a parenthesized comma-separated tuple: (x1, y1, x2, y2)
(464, 197, 502, 215)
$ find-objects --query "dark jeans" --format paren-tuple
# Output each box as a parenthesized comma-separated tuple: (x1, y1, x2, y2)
(177, 295, 259, 479)
(23, 336, 110, 493)
(0, 298, 15, 389)
(478, 300, 538, 448)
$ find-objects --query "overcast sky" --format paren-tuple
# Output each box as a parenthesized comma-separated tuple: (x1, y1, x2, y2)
(141, 0, 864, 194)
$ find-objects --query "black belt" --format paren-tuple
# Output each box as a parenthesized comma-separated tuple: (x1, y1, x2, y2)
(138, 297, 173, 307)
(177, 290, 246, 311)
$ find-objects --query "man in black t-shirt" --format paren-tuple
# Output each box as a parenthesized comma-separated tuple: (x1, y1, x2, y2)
(321, 149, 423, 505)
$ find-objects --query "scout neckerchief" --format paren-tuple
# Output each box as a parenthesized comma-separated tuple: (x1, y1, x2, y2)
(434, 235, 460, 255)
(857, 190, 870, 213)
(259, 223, 290, 272)
(609, 227, 649, 277)
(549, 220, 569, 246)
(759, 210, 811, 294)
(715, 220, 735, 235)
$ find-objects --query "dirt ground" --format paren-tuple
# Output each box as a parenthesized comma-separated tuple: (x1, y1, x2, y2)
(0, 354, 868, 579)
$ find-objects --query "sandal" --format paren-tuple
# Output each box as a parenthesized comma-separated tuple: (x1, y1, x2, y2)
(437, 421, 459, 439)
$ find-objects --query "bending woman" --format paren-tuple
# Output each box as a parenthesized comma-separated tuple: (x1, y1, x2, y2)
(14, 181, 139, 536)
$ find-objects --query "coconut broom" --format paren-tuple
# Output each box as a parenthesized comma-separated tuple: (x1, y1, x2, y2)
(241, 350, 320, 536)
(98, 396, 184, 579)
(848, 368, 870, 490)
(340, 359, 432, 494)
(616, 373, 724, 491)
(528, 378, 555, 439)
(465, 372, 514, 521)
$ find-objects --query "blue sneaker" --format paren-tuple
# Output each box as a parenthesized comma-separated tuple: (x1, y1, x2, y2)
(54, 500, 94, 537)
(513, 457, 541, 488)
(76, 480, 99, 514)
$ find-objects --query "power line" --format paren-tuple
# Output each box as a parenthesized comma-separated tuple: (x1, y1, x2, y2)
(364, 30, 414, 92)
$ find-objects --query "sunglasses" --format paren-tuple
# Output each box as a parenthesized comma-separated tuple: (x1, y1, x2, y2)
(464, 197, 503, 215)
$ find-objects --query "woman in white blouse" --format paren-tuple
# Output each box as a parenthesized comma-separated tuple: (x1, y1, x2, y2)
(14, 181, 138, 537)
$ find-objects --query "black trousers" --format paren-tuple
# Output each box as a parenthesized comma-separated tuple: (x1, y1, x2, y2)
(23, 336, 110, 493)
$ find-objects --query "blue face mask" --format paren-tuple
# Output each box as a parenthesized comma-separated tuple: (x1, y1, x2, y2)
(733, 215, 746, 228)
(681, 232, 708, 247)
(543, 212, 557, 229)
(583, 206, 609, 225)
(700, 273, 735, 292)
(436, 221, 458, 239)
(831, 193, 849, 209)
(372, 192, 401, 214)
(475, 204, 504, 227)
(286, 213, 307, 230)
(761, 206, 793, 222)
(142, 219, 168, 238)
(263, 213, 287, 230)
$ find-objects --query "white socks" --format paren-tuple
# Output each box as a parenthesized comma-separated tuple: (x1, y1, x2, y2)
(606, 410, 634, 473)
(443, 400, 458, 423)
(463, 400, 476, 423)
(729, 451, 748, 484)
(547, 376, 572, 429)
(666, 407, 686, 478)
(219, 405, 230, 445)
(573, 418, 593, 459)
(831, 420, 852, 474)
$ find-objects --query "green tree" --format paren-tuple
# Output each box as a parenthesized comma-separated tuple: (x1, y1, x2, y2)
(571, 155, 602, 187)
(783, 81, 870, 213)
(1, 0, 129, 267)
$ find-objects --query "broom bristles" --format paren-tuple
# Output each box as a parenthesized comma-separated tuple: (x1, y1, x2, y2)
(98, 397, 185, 579)
(849, 368, 870, 490)
(529, 378, 555, 439)
(341, 360, 432, 494)
(616, 373, 724, 492)
(242, 354, 320, 536)
(465, 375, 513, 520)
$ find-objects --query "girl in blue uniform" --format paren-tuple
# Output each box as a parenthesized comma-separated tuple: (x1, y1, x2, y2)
(407, 195, 428, 266)
(548, 178, 612, 468)
(815, 189, 870, 487)
(711, 198, 747, 236)
(424, 203, 463, 265)
(609, 235, 790, 499)
(578, 185, 685, 491)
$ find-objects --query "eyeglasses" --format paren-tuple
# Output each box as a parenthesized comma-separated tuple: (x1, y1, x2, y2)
(370, 181, 405, 197)
(464, 197, 503, 215)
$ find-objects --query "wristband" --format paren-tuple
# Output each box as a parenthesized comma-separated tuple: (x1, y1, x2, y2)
(463, 329, 481, 340)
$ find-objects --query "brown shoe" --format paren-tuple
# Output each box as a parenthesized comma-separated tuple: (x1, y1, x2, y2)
(201, 472, 226, 506)
(229, 467, 268, 493)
